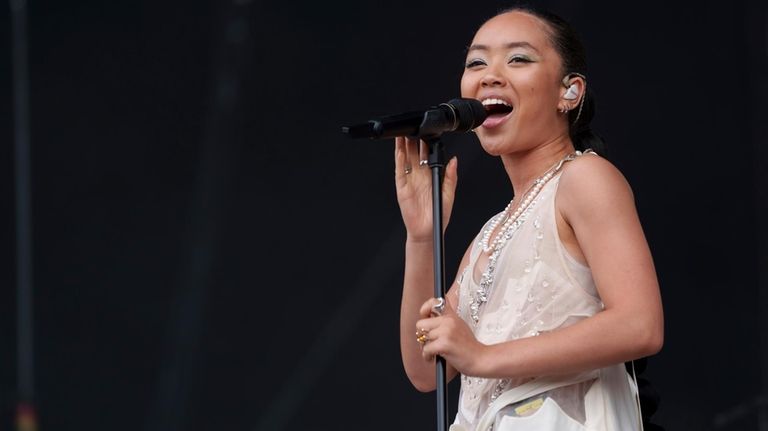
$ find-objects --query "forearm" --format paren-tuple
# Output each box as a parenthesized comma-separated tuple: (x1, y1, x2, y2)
(399, 238, 440, 391)
(473, 306, 663, 380)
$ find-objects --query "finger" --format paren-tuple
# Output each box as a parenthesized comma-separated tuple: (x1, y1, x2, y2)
(395, 136, 405, 169)
(419, 297, 443, 318)
(415, 328, 430, 347)
(394, 136, 404, 166)
(443, 156, 459, 200)
(419, 329, 439, 359)
(430, 296, 448, 317)
(421, 338, 442, 359)
(415, 316, 438, 332)
(406, 137, 419, 167)
(395, 137, 408, 187)
(418, 140, 428, 167)
(415, 324, 437, 349)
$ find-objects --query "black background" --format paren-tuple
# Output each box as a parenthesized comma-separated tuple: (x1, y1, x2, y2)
(2, 1, 767, 430)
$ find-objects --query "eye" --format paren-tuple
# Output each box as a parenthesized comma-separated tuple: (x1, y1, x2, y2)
(464, 59, 486, 69)
(508, 55, 533, 64)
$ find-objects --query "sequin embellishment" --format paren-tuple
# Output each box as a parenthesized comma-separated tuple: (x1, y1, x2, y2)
(469, 196, 541, 325)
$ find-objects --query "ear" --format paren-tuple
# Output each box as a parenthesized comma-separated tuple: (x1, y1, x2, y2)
(563, 84, 579, 100)
(560, 73, 586, 105)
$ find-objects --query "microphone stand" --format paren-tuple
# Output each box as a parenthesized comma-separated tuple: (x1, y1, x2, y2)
(417, 106, 467, 431)
(343, 104, 475, 431)
(424, 135, 450, 431)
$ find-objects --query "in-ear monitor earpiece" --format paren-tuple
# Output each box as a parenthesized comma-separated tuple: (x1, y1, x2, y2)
(563, 84, 579, 100)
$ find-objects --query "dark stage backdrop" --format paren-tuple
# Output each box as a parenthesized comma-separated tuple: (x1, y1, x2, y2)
(1, 1, 767, 430)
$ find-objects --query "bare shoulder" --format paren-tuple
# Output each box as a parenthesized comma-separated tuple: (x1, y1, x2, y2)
(559, 152, 631, 193)
(556, 152, 636, 221)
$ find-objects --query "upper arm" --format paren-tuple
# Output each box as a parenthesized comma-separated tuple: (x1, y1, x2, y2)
(557, 155, 663, 343)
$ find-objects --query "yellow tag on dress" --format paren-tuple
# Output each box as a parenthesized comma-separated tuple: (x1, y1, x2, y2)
(513, 397, 544, 416)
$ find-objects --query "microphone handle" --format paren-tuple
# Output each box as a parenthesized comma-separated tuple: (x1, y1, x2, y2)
(342, 109, 426, 139)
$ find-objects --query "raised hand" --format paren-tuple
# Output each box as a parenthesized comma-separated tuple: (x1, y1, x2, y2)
(394, 136, 458, 242)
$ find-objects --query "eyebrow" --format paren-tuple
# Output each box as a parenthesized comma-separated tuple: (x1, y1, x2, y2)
(466, 41, 539, 54)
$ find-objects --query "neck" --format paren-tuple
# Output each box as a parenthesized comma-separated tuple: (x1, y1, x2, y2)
(500, 134, 576, 198)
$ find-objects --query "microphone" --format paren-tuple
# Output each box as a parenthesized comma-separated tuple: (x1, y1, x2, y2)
(341, 98, 487, 139)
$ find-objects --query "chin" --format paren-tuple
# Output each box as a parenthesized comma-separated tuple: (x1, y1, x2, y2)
(477, 133, 514, 157)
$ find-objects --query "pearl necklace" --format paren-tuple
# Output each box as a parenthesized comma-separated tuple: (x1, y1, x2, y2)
(479, 150, 586, 253)
(469, 150, 589, 326)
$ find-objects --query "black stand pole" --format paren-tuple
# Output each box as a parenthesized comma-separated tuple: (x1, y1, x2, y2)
(10, 0, 38, 429)
(425, 136, 449, 431)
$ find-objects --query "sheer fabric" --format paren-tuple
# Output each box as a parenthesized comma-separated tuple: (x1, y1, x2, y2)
(453, 170, 639, 430)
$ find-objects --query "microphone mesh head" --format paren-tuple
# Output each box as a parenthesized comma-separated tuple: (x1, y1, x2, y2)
(448, 98, 487, 131)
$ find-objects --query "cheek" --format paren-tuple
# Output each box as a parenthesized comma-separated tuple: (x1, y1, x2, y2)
(522, 82, 558, 113)
(460, 74, 473, 97)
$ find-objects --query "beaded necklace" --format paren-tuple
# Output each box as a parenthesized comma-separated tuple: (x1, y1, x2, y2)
(468, 150, 590, 325)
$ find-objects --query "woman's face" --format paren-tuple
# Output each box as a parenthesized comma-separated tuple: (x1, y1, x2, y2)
(461, 11, 568, 156)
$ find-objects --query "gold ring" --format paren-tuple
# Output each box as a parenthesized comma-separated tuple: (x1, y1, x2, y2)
(416, 328, 429, 344)
(404, 166, 412, 174)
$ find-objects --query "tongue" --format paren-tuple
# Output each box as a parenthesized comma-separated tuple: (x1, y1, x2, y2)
(482, 112, 510, 128)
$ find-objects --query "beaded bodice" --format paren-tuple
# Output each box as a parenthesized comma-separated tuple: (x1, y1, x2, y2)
(453, 172, 605, 428)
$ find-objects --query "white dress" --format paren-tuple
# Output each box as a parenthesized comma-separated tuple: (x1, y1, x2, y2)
(452, 169, 640, 431)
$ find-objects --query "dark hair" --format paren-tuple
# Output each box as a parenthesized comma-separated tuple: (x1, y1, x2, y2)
(494, 6, 606, 154)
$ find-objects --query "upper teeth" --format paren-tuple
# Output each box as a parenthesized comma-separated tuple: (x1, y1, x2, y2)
(481, 98, 510, 107)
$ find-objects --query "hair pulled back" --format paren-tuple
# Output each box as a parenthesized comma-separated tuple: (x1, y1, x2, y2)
(496, 6, 605, 154)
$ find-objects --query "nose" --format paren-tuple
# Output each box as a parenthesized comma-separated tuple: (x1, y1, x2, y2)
(480, 69, 504, 87)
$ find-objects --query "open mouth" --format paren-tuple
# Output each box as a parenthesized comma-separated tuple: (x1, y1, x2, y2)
(483, 100, 513, 116)
(481, 98, 513, 128)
